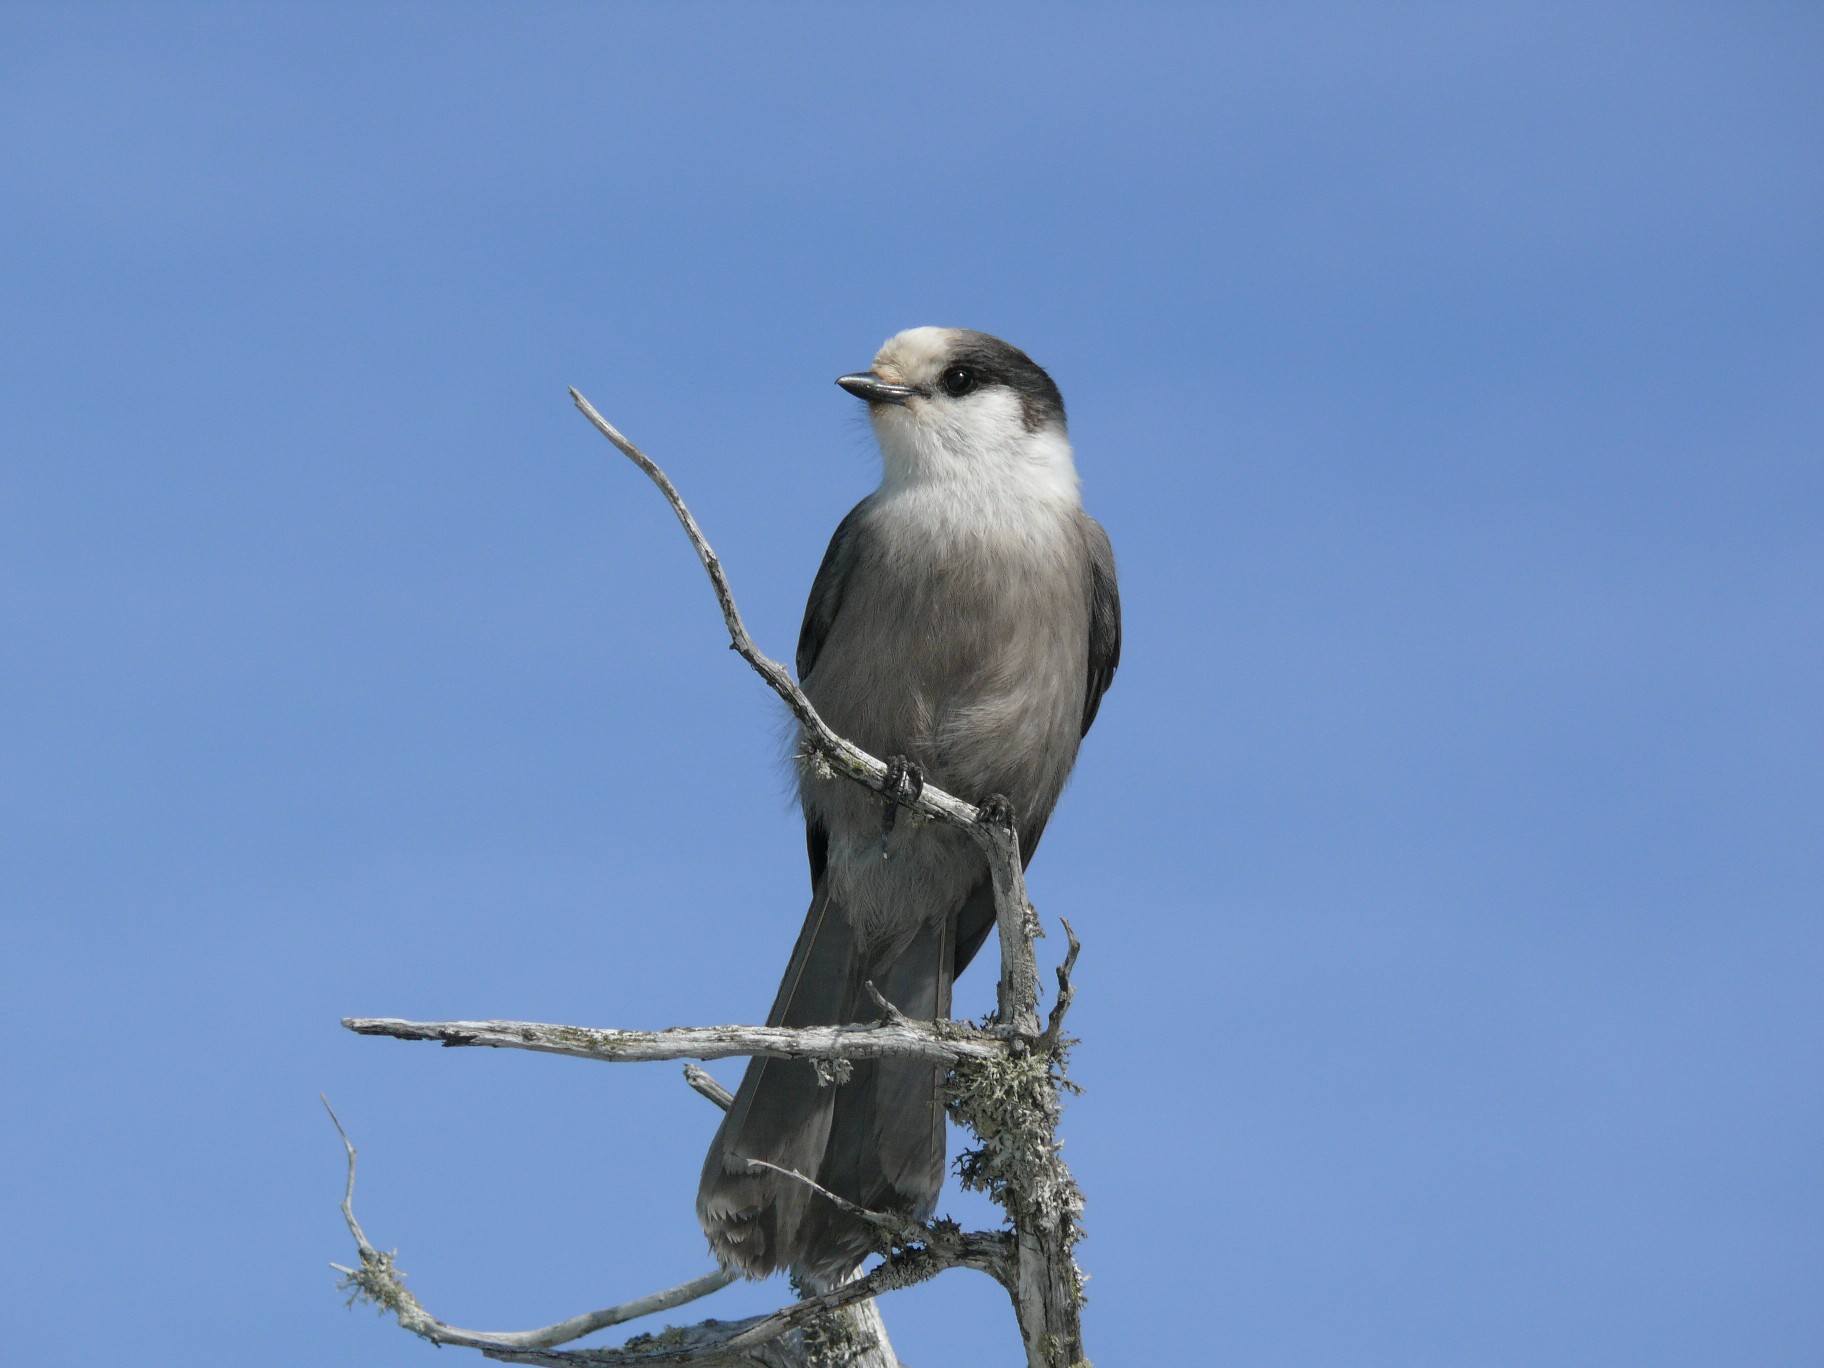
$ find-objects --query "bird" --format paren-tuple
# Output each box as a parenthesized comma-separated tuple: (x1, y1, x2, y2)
(696, 327, 1120, 1289)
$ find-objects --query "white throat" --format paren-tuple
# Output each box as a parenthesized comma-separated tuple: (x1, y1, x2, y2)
(870, 389, 1081, 511)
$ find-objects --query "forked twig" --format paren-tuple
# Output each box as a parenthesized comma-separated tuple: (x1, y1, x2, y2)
(322, 1096, 734, 1352)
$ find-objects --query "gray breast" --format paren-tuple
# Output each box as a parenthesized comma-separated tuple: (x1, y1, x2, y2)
(798, 491, 1090, 939)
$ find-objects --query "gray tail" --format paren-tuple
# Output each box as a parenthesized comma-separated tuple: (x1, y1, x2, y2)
(696, 884, 952, 1286)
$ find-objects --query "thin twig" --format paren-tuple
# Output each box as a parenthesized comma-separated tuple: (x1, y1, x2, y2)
(1042, 919, 1082, 1051)
(482, 1229, 1011, 1367)
(741, 1159, 925, 1244)
(862, 980, 911, 1027)
(322, 1096, 734, 1352)
(461, 1273, 742, 1354)
(683, 1064, 734, 1111)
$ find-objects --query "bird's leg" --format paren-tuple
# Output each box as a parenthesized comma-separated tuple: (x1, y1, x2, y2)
(878, 754, 926, 853)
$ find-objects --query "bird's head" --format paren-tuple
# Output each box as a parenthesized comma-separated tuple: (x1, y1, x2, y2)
(837, 328, 1077, 501)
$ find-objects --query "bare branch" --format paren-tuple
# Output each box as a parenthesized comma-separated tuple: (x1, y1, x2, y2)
(972, 799, 1044, 1037)
(461, 1274, 742, 1355)
(861, 980, 910, 1027)
(1041, 918, 1082, 1052)
(683, 1064, 735, 1111)
(322, 1097, 735, 1352)
(741, 1159, 924, 1246)
(482, 1228, 1011, 1367)
(323, 1093, 374, 1251)
(342, 1015, 1005, 1066)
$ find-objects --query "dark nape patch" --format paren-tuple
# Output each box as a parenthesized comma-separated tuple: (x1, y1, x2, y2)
(947, 331, 1066, 433)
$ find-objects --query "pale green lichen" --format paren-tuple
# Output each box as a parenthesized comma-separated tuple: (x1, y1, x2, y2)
(797, 1308, 880, 1368)
(548, 1022, 656, 1052)
(945, 1033, 1088, 1306)
(862, 1220, 965, 1294)
(620, 1323, 694, 1351)
(800, 747, 837, 782)
(334, 1246, 420, 1319)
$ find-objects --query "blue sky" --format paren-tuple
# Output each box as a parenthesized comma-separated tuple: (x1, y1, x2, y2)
(2, 5, 1819, 1365)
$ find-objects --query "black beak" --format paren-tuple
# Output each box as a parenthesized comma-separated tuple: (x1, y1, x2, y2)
(836, 372, 916, 406)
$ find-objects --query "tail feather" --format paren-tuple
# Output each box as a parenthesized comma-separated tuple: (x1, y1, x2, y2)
(697, 886, 955, 1285)
(793, 914, 952, 1281)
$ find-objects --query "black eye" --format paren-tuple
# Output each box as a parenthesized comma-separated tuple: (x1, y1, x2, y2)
(939, 365, 977, 397)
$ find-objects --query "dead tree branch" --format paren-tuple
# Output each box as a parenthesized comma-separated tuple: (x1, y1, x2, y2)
(684, 1064, 736, 1111)
(323, 1096, 736, 1353)
(342, 1015, 1006, 1067)
(325, 1088, 996, 1366)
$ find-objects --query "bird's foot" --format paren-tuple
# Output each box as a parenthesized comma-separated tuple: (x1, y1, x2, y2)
(878, 755, 926, 851)
(976, 792, 1017, 832)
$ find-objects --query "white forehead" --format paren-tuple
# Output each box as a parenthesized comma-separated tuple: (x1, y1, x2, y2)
(872, 326, 959, 382)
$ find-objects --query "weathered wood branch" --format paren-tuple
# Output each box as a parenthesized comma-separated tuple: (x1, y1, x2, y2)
(327, 1092, 947, 1368)
(324, 1097, 735, 1353)
(343, 1015, 1008, 1066)
(683, 1063, 736, 1111)
(326, 1088, 1001, 1367)
(483, 1221, 1012, 1367)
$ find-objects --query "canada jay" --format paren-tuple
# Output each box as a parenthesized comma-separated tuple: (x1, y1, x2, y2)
(697, 327, 1120, 1287)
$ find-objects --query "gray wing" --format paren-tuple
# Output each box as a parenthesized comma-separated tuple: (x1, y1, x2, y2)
(797, 498, 876, 886)
(797, 497, 875, 684)
(1080, 514, 1121, 736)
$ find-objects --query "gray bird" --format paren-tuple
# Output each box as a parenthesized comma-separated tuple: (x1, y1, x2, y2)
(697, 327, 1120, 1288)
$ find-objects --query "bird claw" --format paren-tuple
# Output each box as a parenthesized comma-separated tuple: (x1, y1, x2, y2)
(879, 755, 926, 851)
(976, 793, 1017, 832)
